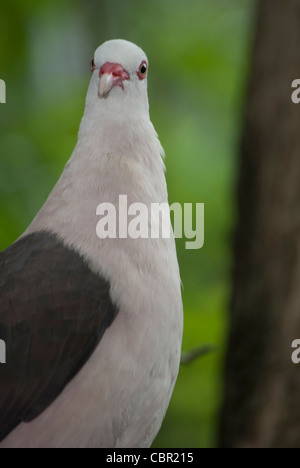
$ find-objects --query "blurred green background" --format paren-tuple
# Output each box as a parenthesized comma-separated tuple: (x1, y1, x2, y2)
(0, 0, 253, 447)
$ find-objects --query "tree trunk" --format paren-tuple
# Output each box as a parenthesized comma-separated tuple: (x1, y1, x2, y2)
(219, 0, 300, 448)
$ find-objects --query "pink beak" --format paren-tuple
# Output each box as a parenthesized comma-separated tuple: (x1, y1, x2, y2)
(98, 62, 130, 98)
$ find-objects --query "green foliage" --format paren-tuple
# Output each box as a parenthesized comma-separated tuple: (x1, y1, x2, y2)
(0, 0, 253, 447)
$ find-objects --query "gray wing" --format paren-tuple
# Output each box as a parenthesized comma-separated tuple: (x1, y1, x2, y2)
(0, 231, 118, 441)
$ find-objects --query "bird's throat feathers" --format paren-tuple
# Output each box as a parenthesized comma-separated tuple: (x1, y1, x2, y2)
(83, 70, 149, 122)
(76, 84, 164, 175)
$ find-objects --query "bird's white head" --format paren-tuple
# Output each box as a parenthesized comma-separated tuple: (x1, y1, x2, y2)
(85, 39, 149, 117)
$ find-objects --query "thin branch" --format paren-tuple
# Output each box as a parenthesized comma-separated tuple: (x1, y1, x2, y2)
(180, 345, 216, 365)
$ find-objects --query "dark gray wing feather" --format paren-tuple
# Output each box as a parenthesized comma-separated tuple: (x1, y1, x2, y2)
(0, 231, 118, 440)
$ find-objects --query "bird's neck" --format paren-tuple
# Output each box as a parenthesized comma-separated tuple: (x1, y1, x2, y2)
(24, 102, 167, 250)
(83, 74, 150, 124)
(23, 98, 178, 311)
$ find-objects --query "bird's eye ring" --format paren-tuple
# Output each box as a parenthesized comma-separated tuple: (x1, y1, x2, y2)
(137, 61, 148, 80)
(91, 58, 96, 72)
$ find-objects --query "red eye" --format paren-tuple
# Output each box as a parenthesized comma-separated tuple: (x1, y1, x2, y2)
(137, 61, 148, 80)
(91, 58, 96, 72)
